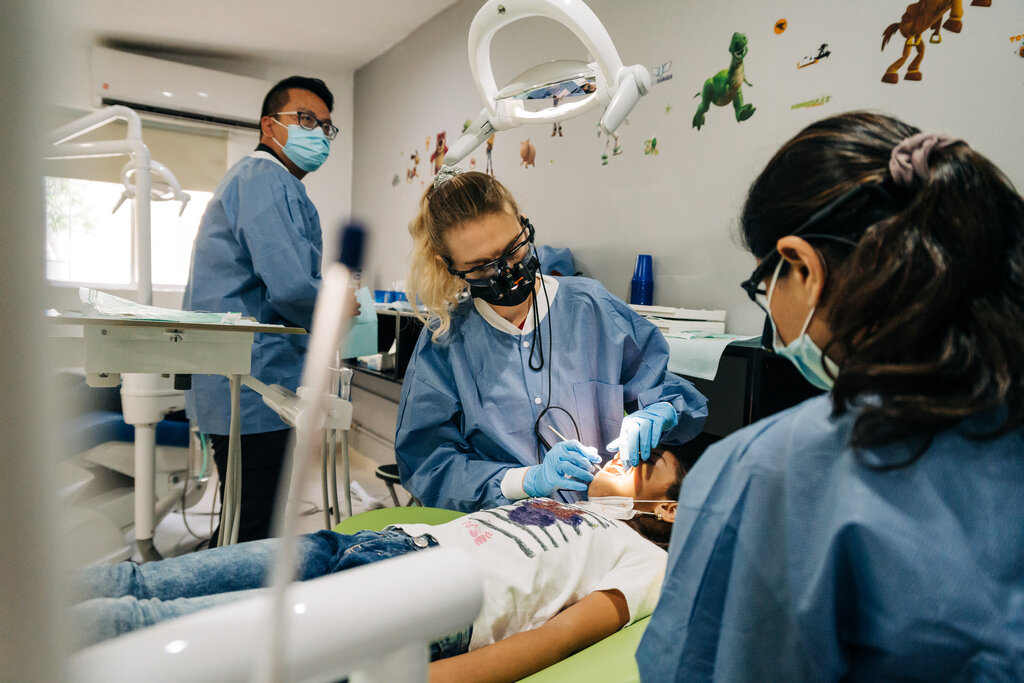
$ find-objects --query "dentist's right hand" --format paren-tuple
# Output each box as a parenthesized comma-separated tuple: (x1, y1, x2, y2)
(522, 440, 602, 497)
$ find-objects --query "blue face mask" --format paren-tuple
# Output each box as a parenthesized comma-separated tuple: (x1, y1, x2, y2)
(765, 259, 839, 391)
(272, 119, 330, 172)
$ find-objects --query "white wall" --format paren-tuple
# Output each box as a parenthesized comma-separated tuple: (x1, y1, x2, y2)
(352, 0, 1024, 335)
(45, 40, 355, 309)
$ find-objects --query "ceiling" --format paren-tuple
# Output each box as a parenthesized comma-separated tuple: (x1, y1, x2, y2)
(64, 0, 463, 74)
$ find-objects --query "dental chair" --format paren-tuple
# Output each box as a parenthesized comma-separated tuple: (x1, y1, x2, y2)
(334, 506, 650, 683)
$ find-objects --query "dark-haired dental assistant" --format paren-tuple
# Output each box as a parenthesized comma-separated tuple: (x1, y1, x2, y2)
(639, 112, 1024, 681)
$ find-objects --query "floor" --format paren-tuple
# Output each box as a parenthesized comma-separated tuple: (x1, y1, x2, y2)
(133, 444, 413, 560)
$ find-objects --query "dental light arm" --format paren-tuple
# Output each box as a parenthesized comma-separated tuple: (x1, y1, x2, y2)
(444, 0, 652, 167)
(70, 548, 484, 683)
(446, 110, 495, 171)
(46, 105, 154, 305)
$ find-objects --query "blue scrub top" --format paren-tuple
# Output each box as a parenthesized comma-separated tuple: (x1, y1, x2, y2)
(183, 152, 322, 435)
(638, 394, 1024, 682)
(395, 276, 708, 512)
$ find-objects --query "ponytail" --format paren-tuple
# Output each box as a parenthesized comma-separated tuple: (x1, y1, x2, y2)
(829, 133, 1024, 448)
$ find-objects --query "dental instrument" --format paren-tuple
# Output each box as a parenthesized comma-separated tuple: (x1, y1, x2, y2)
(548, 425, 599, 475)
(255, 223, 366, 683)
(547, 424, 569, 442)
(444, 0, 654, 167)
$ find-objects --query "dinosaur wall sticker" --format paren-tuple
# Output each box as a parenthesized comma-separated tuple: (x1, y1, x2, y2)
(693, 32, 756, 131)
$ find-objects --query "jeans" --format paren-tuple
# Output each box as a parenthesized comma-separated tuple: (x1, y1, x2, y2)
(73, 529, 472, 660)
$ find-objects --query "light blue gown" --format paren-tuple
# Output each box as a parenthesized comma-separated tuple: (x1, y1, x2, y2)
(183, 152, 322, 435)
(638, 394, 1024, 682)
(395, 276, 708, 511)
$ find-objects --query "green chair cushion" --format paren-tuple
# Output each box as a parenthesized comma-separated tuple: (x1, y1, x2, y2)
(332, 506, 465, 534)
(517, 616, 648, 682)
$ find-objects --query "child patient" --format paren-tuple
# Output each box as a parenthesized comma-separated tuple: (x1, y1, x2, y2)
(72, 446, 684, 683)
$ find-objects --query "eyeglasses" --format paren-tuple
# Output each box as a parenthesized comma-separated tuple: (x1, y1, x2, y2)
(446, 216, 536, 283)
(272, 110, 339, 140)
(739, 183, 892, 314)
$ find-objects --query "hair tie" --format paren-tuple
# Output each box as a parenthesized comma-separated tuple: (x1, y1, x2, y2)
(888, 132, 963, 187)
(432, 164, 461, 189)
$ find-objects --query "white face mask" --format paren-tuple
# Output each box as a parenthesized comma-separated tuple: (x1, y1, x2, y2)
(765, 259, 839, 391)
(580, 496, 673, 521)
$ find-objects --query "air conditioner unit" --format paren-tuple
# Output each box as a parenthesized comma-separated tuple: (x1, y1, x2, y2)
(91, 46, 270, 130)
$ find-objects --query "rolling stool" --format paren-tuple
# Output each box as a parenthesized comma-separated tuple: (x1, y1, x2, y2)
(374, 463, 420, 506)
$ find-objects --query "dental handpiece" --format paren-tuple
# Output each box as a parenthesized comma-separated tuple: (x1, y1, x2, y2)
(547, 425, 600, 474)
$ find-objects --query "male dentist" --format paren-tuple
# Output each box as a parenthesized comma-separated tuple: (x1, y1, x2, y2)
(183, 75, 336, 544)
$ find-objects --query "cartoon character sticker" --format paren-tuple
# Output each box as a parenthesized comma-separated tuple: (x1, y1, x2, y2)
(485, 133, 496, 177)
(798, 44, 831, 69)
(597, 123, 622, 166)
(881, 0, 993, 84)
(651, 61, 673, 84)
(1011, 30, 1024, 57)
(643, 138, 659, 155)
(520, 139, 536, 168)
(693, 32, 756, 131)
(775, 18, 788, 34)
(430, 132, 448, 174)
(406, 151, 420, 183)
(791, 95, 833, 110)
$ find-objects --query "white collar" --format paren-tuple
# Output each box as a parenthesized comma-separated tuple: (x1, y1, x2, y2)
(249, 150, 288, 170)
(474, 275, 559, 336)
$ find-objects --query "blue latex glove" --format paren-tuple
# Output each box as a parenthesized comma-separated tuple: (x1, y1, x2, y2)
(606, 402, 679, 471)
(523, 440, 601, 498)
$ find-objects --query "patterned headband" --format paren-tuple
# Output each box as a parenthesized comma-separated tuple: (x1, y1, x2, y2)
(432, 164, 461, 189)
(888, 132, 964, 187)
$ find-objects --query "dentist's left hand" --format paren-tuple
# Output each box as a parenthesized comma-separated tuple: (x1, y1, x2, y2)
(606, 402, 678, 470)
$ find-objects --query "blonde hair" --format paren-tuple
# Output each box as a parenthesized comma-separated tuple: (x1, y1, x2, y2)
(406, 171, 520, 340)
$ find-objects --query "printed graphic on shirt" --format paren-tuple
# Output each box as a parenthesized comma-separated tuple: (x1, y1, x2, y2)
(471, 499, 615, 558)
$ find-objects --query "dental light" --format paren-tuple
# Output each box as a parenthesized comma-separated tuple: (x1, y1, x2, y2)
(445, 0, 652, 167)
(113, 159, 191, 217)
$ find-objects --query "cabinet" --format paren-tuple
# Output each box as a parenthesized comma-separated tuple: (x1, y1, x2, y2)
(345, 308, 426, 383)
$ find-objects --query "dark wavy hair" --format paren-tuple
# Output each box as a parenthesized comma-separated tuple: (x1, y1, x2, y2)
(741, 111, 1024, 462)
(625, 446, 686, 549)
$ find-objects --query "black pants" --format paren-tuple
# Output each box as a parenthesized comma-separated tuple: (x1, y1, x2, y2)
(208, 430, 290, 546)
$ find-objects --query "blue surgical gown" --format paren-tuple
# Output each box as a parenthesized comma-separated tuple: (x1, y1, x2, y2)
(638, 394, 1024, 682)
(395, 276, 708, 511)
(183, 152, 322, 435)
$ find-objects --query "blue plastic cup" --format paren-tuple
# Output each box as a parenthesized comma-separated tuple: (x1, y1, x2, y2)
(630, 254, 654, 305)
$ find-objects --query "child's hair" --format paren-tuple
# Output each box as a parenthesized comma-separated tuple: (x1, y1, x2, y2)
(626, 446, 686, 550)
(741, 111, 1024, 461)
(406, 171, 521, 340)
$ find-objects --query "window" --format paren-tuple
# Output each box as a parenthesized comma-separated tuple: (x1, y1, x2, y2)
(45, 176, 212, 288)
(43, 115, 230, 291)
